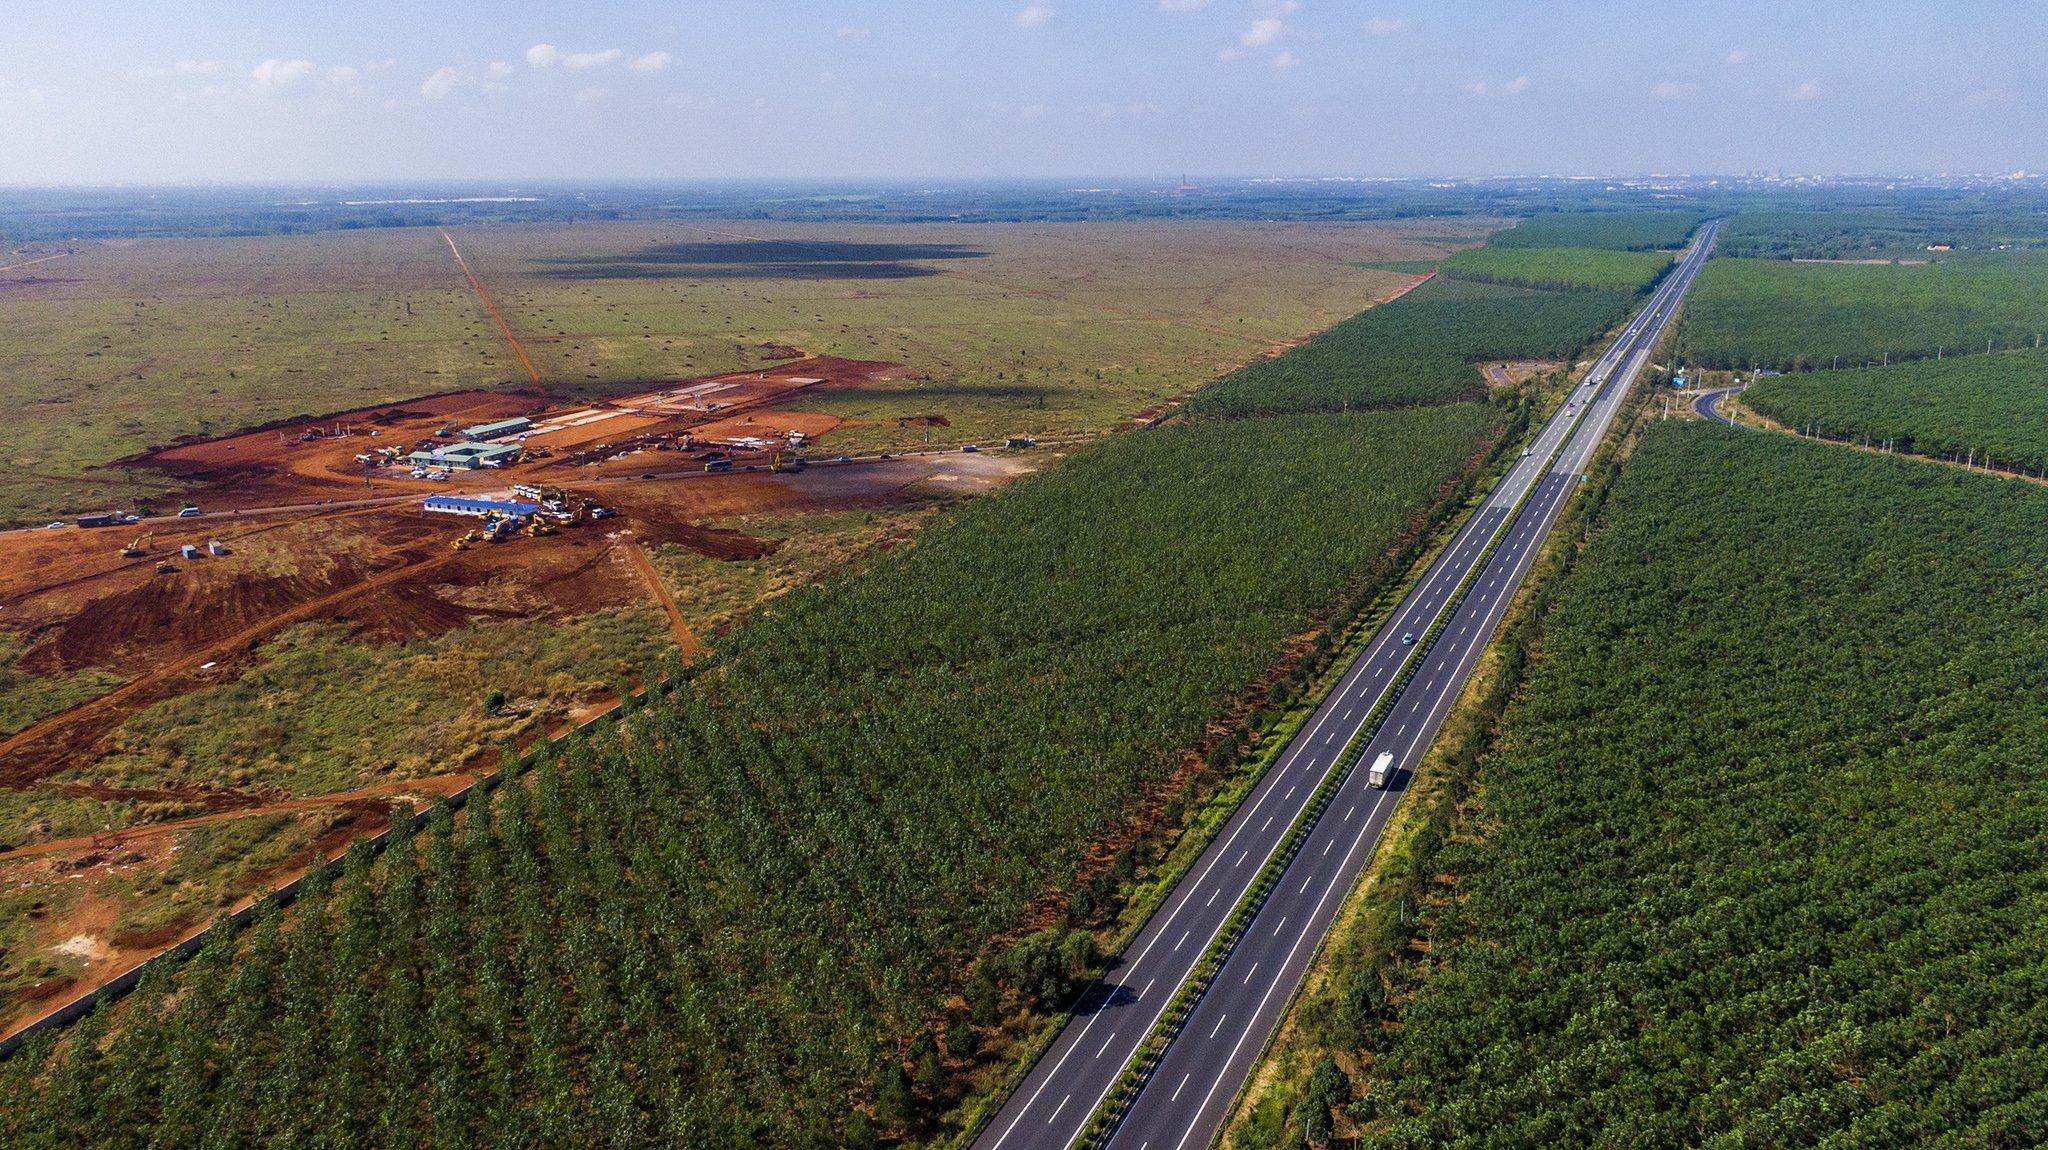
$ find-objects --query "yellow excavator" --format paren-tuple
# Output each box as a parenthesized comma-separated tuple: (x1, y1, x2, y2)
(120, 532, 153, 559)
(450, 528, 483, 552)
(525, 519, 557, 538)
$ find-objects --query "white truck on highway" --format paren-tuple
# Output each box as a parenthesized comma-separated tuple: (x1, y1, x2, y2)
(1368, 751, 1395, 789)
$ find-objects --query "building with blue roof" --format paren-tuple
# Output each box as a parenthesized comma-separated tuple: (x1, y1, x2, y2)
(422, 496, 541, 519)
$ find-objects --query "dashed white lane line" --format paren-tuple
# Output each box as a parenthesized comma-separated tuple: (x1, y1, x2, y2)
(1096, 1033, 1118, 1059)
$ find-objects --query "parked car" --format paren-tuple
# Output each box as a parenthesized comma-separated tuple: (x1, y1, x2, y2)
(177, 506, 202, 517)
(45, 521, 64, 529)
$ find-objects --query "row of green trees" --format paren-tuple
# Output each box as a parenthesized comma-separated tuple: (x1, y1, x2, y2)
(0, 405, 1503, 1147)
(1439, 245, 1672, 293)
(1742, 346, 2048, 474)
(1488, 210, 1706, 251)
(1680, 253, 2048, 370)
(1352, 426, 2048, 1147)
(1187, 276, 1633, 418)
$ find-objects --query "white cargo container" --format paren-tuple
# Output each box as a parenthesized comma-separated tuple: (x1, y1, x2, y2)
(1368, 752, 1395, 789)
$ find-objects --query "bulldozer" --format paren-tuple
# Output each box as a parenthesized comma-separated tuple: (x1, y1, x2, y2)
(525, 519, 557, 538)
(119, 531, 153, 559)
(451, 527, 483, 551)
(153, 560, 177, 574)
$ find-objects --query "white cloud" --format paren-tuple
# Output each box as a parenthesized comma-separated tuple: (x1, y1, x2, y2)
(1159, 0, 1210, 9)
(1272, 51, 1299, 68)
(562, 48, 622, 69)
(420, 66, 463, 99)
(1652, 80, 1699, 100)
(1015, 4, 1054, 28)
(1724, 50, 1749, 65)
(250, 58, 315, 91)
(526, 44, 559, 67)
(1363, 17, 1410, 36)
(1502, 75, 1530, 94)
(838, 26, 872, 39)
(1241, 18, 1285, 46)
(629, 51, 672, 72)
(1791, 78, 1824, 100)
(487, 61, 514, 79)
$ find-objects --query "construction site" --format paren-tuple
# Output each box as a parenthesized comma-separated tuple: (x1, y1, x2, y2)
(0, 347, 1044, 1036)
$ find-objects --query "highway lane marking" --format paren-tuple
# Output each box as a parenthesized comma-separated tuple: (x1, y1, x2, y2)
(1130, 239, 1718, 1148)
(1242, 963, 1259, 985)
(989, 242, 1724, 1147)
(1259, 816, 1272, 832)
(1141, 978, 1155, 999)
(1343, 805, 1354, 820)
(1322, 838, 1334, 856)
(1282, 786, 1295, 801)
(1175, 930, 1190, 951)
(1206, 888, 1220, 907)
(1159, 785, 1399, 1150)
(1048, 1095, 1070, 1124)
(1299, 874, 1315, 893)
(1209, 1014, 1230, 1039)
(1273, 916, 1286, 936)
(1235, 850, 1248, 867)
(1096, 1033, 1118, 1059)
(1170, 1074, 1191, 1102)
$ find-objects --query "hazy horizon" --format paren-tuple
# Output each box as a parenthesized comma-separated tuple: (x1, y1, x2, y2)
(6, 1, 2044, 185)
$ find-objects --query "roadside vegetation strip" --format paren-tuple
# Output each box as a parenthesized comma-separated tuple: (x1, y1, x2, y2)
(949, 402, 1528, 1147)
(1220, 343, 1662, 1150)
(1077, 392, 1573, 1148)
(1740, 346, 2048, 475)
(1349, 425, 2048, 1147)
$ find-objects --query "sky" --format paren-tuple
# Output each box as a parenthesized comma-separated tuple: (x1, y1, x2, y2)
(3, 1, 2043, 184)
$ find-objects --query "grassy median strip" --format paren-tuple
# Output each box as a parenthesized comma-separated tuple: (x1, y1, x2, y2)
(1076, 407, 1568, 1147)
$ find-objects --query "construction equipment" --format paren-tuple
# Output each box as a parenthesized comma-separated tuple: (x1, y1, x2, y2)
(525, 519, 557, 538)
(450, 537, 471, 551)
(119, 532, 153, 558)
(154, 561, 176, 574)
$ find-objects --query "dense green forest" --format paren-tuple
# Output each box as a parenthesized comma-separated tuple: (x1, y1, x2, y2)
(1743, 347, 2048, 473)
(1440, 245, 1671, 293)
(0, 405, 1503, 1147)
(1338, 426, 2048, 1147)
(1186, 276, 1633, 417)
(1487, 210, 1706, 251)
(1681, 253, 2048, 370)
(1716, 208, 2048, 259)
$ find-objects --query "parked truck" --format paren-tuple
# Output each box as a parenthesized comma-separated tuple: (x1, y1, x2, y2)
(1368, 752, 1395, 789)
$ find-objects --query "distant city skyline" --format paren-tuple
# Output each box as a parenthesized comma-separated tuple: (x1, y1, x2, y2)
(4, 1, 2043, 184)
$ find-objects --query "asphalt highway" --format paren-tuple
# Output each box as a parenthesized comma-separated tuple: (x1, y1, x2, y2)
(973, 219, 1717, 1150)
(1694, 386, 1743, 426)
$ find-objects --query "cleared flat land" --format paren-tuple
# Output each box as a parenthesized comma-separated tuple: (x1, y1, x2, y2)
(0, 218, 1484, 524)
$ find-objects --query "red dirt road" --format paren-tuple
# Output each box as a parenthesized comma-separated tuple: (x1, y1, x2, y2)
(441, 228, 542, 387)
